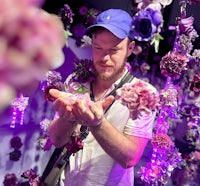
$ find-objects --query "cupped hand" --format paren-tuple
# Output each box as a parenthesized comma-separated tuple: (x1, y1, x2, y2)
(72, 95, 114, 127)
(49, 89, 76, 121)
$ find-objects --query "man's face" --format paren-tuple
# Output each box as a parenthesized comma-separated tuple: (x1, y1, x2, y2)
(92, 29, 133, 81)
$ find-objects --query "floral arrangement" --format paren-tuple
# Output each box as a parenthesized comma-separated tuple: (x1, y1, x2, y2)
(0, 0, 65, 113)
(138, 0, 200, 185)
(3, 0, 200, 185)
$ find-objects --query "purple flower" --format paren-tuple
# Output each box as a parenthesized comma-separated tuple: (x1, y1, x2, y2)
(190, 75, 200, 93)
(59, 4, 74, 30)
(21, 169, 37, 180)
(131, 8, 162, 41)
(21, 169, 41, 186)
(9, 149, 22, 161)
(71, 58, 94, 83)
(178, 16, 194, 35)
(177, 34, 193, 54)
(79, 6, 88, 16)
(10, 136, 23, 149)
(72, 23, 86, 39)
(71, 23, 87, 46)
(3, 173, 19, 186)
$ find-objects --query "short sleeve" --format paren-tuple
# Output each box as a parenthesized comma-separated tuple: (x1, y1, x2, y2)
(123, 111, 157, 139)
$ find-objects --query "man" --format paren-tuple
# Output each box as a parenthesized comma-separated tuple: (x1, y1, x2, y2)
(48, 9, 157, 186)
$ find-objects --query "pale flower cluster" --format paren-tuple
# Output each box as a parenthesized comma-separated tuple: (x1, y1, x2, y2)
(0, 0, 65, 112)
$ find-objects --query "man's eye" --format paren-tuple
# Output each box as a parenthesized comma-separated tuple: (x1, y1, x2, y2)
(93, 46, 101, 50)
(110, 49, 118, 53)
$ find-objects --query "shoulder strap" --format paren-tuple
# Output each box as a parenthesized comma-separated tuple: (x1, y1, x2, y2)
(104, 71, 133, 113)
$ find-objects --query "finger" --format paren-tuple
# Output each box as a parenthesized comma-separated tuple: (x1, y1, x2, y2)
(101, 95, 115, 110)
(73, 100, 93, 119)
(49, 89, 74, 100)
(53, 99, 66, 116)
(49, 89, 61, 99)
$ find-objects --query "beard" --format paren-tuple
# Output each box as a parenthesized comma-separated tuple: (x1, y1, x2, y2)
(93, 61, 126, 81)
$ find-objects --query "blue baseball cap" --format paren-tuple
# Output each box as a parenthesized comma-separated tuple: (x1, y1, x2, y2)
(86, 9, 134, 40)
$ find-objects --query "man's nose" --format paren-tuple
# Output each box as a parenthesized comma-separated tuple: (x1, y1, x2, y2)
(101, 50, 110, 61)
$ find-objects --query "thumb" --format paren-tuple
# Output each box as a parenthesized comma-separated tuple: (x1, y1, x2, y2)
(101, 95, 115, 110)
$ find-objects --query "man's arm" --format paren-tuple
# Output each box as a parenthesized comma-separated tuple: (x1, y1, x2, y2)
(47, 89, 78, 148)
(48, 116, 77, 148)
(89, 118, 149, 168)
(72, 96, 151, 168)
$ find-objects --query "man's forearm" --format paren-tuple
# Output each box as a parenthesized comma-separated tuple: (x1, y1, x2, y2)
(48, 116, 77, 148)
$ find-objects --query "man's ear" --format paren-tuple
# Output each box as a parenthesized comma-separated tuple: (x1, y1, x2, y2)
(127, 41, 135, 57)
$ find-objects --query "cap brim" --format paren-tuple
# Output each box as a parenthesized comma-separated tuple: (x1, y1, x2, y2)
(85, 24, 127, 39)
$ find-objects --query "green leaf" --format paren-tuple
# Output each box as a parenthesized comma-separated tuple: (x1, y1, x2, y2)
(64, 30, 73, 47)
(74, 85, 88, 94)
(150, 33, 164, 53)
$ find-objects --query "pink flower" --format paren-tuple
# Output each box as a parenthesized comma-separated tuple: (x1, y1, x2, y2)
(151, 133, 172, 150)
(190, 74, 200, 93)
(3, 173, 19, 186)
(159, 83, 182, 107)
(0, 0, 65, 89)
(154, 117, 169, 134)
(21, 169, 41, 186)
(116, 80, 160, 119)
(160, 51, 189, 80)
(192, 151, 200, 161)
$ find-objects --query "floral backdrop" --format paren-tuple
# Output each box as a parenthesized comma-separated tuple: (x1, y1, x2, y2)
(1, 0, 200, 185)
